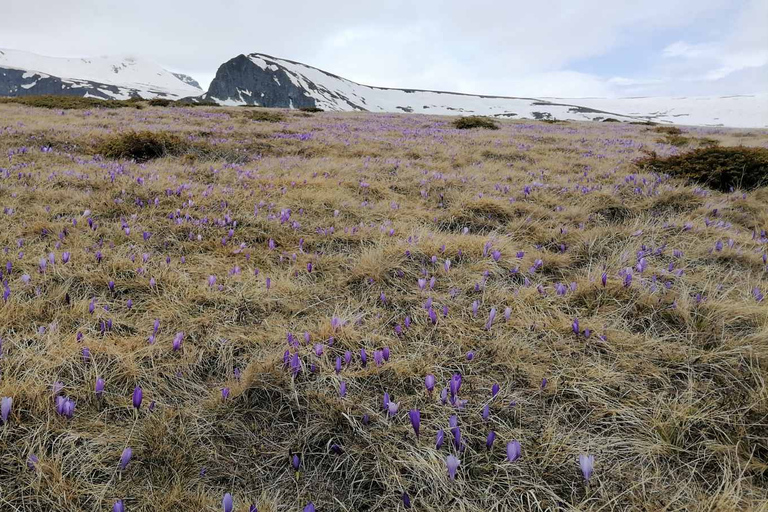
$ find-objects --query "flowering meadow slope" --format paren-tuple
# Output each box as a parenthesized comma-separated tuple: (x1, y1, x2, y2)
(0, 104, 767, 511)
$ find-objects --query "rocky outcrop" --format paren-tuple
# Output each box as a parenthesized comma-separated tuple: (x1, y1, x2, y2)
(204, 54, 318, 108)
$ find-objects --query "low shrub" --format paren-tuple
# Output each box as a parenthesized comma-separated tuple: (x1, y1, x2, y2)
(453, 116, 499, 130)
(148, 98, 173, 107)
(299, 106, 324, 113)
(0, 95, 134, 110)
(247, 110, 285, 123)
(653, 126, 683, 135)
(97, 131, 189, 162)
(638, 146, 768, 192)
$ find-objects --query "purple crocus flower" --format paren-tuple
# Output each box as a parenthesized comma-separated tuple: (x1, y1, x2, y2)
(335, 357, 342, 374)
(304, 504, 315, 512)
(387, 400, 400, 416)
(402, 491, 412, 509)
(360, 349, 367, 367)
(409, 409, 421, 438)
(82, 347, 90, 363)
(62, 252, 70, 264)
(208, 275, 217, 287)
(339, 381, 347, 397)
(572, 318, 579, 335)
(451, 426, 461, 449)
(119, 447, 132, 470)
(27, 453, 38, 470)
(223, 493, 234, 512)
(436, 429, 445, 449)
(95, 378, 105, 398)
(172, 332, 184, 351)
(221, 388, 230, 400)
(482, 404, 490, 421)
(507, 440, 521, 461)
(446, 454, 460, 480)
(1, 396, 11, 423)
(601, 272, 607, 287)
(449, 374, 462, 398)
(132, 386, 143, 409)
(486, 431, 496, 450)
(425, 374, 435, 393)
(485, 307, 496, 330)
(292, 454, 300, 471)
(491, 383, 500, 397)
(579, 454, 595, 482)
(113, 500, 125, 512)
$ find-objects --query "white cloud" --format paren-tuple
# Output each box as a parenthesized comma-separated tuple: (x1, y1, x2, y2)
(0, 0, 764, 98)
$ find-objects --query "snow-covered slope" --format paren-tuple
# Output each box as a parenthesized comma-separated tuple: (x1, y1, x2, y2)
(203, 53, 767, 128)
(0, 48, 202, 100)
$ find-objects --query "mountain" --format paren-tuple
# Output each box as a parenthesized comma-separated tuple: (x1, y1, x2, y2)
(201, 52, 768, 127)
(0, 49, 202, 100)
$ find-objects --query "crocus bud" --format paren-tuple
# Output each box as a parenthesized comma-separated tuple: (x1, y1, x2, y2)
(223, 493, 234, 512)
(425, 374, 435, 393)
(132, 386, 143, 409)
(119, 447, 132, 470)
(507, 440, 521, 461)
(95, 378, 105, 398)
(579, 454, 595, 482)
(486, 431, 496, 450)
(408, 409, 420, 438)
(1, 396, 12, 423)
(446, 454, 460, 480)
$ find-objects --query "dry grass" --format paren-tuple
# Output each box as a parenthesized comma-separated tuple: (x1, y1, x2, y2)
(0, 102, 767, 511)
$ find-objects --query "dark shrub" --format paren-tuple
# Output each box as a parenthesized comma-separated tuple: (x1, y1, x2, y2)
(453, 116, 499, 130)
(247, 110, 285, 123)
(638, 146, 768, 192)
(299, 106, 324, 113)
(148, 98, 173, 107)
(658, 134, 692, 147)
(0, 95, 133, 110)
(653, 126, 683, 135)
(97, 131, 189, 162)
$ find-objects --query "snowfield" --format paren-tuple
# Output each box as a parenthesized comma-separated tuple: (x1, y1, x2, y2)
(209, 53, 767, 128)
(0, 48, 202, 99)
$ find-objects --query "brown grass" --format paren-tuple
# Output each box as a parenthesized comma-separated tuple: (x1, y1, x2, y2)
(0, 103, 767, 511)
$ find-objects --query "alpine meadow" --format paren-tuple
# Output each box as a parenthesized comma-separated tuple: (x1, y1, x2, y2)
(0, 99, 767, 511)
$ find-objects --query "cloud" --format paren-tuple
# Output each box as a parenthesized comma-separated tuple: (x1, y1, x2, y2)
(0, 0, 764, 98)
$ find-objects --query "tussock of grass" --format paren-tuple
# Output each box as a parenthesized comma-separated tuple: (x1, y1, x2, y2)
(639, 145, 768, 191)
(0, 101, 767, 511)
(97, 130, 190, 162)
(453, 116, 499, 130)
(247, 110, 285, 123)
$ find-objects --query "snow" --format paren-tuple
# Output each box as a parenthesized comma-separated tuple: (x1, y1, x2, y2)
(0, 48, 203, 100)
(220, 53, 768, 128)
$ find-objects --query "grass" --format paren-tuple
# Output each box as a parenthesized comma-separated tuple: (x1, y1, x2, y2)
(0, 102, 767, 511)
(0, 95, 140, 110)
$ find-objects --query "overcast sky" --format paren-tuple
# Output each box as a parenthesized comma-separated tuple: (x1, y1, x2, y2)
(1, 0, 766, 98)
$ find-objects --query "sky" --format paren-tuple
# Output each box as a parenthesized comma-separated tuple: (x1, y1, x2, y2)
(0, 0, 766, 98)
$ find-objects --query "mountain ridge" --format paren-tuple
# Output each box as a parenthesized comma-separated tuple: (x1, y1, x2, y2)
(0, 48, 202, 100)
(199, 52, 767, 127)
